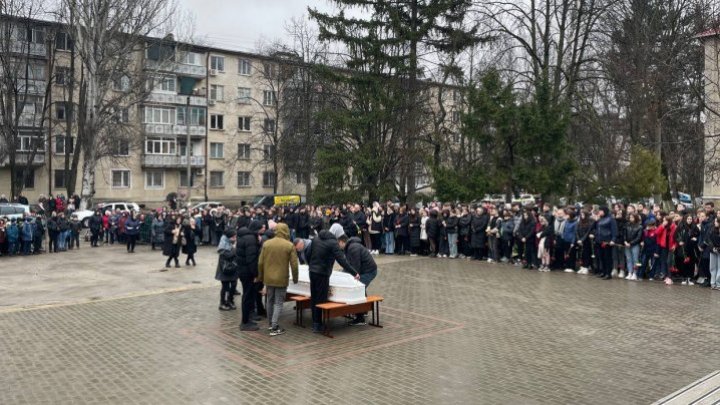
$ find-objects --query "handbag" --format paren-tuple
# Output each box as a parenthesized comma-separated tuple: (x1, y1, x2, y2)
(221, 257, 238, 276)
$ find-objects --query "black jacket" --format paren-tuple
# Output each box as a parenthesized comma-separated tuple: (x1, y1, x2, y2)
(624, 223, 643, 246)
(426, 217, 439, 239)
(445, 216, 459, 234)
(344, 237, 377, 275)
(235, 227, 260, 278)
(308, 230, 357, 277)
(458, 214, 471, 237)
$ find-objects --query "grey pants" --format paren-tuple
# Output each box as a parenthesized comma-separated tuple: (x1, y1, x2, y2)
(266, 286, 286, 329)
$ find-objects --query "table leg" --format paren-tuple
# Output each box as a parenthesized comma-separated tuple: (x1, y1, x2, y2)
(323, 309, 334, 338)
(370, 301, 383, 328)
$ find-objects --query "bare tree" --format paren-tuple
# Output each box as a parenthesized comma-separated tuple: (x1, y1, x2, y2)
(0, 0, 56, 200)
(57, 0, 176, 209)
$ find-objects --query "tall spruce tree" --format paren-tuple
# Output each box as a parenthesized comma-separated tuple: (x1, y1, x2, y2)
(309, 0, 478, 203)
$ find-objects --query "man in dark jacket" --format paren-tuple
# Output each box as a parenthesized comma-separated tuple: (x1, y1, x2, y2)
(234, 223, 260, 330)
(308, 224, 358, 333)
(338, 235, 377, 325)
(89, 211, 103, 247)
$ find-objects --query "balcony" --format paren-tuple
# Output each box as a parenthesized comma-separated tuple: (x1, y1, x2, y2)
(18, 79, 46, 95)
(10, 42, 46, 57)
(146, 92, 206, 106)
(143, 123, 206, 137)
(145, 60, 206, 78)
(0, 152, 46, 167)
(18, 113, 43, 128)
(142, 154, 205, 168)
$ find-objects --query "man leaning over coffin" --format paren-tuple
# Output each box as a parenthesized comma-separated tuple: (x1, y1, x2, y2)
(307, 223, 359, 333)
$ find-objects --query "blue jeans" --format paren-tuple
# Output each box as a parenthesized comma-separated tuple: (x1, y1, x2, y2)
(710, 252, 720, 288)
(22, 241, 32, 255)
(625, 245, 640, 273)
(448, 233, 458, 257)
(384, 232, 395, 254)
(656, 248, 669, 278)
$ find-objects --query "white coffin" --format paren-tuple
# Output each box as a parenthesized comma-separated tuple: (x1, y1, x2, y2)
(287, 265, 367, 304)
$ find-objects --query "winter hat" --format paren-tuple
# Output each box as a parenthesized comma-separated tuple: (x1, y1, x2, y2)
(224, 229, 237, 238)
(329, 223, 346, 240)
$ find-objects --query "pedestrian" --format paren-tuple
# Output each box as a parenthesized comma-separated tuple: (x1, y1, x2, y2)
(236, 223, 261, 330)
(257, 223, 299, 336)
(338, 233, 378, 325)
(216, 229, 238, 312)
(124, 212, 140, 253)
(151, 213, 165, 250)
(89, 210, 103, 247)
(163, 216, 182, 268)
(182, 217, 199, 266)
(309, 224, 359, 333)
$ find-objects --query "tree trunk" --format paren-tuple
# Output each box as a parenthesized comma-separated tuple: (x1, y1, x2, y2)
(80, 153, 96, 210)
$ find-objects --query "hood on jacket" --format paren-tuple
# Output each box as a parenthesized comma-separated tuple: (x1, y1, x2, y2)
(275, 223, 290, 240)
(318, 229, 336, 241)
(237, 227, 253, 238)
(249, 220, 263, 233)
(347, 236, 363, 246)
(329, 223, 345, 239)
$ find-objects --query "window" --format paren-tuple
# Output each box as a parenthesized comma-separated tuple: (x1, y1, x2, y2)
(111, 170, 130, 188)
(263, 63, 276, 78)
(54, 170, 67, 188)
(26, 28, 45, 44)
(210, 85, 224, 101)
(26, 64, 45, 80)
(15, 169, 35, 189)
(178, 142, 198, 157)
(210, 171, 224, 187)
(145, 138, 176, 155)
(238, 116, 251, 131)
(263, 118, 275, 133)
(151, 75, 176, 93)
(176, 106, 205, 126)
(452, 90, 461, 103)
(55, 67, 70, 86)
(237, 87, 251, 104)
(180, 52, 202, 65)
(452, 111, 460, 123)
(210, 114, 224, 130)
(179, 171, 195, 187)
(54, 135, 74, 155)
(115, 107, 130, 123)
(56, 103, 66, 120)
(263, 90, 276, 106)
(296, 172, 306, 184)
(17, 135, 44, 152)
(111, 139, 130, 156)
(210, 55, 225, 72)
(238, 59, 251, 75)
(263, 144, 275, 161)
(113, 75, 131, 92)
(143, 107, 174, 124)
(145, 170, 164, 189)
(237, 143, 251, 159)
(237, 171, 251, 187)
(262, 171, 275, 188)
(210, 142, 224, 159)
(55, 32, 73, 51)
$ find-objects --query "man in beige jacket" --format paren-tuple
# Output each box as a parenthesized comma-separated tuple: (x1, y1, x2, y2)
(258, 223, 299, 336)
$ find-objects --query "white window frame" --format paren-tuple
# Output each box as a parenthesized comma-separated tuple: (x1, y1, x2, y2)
(209, 171, 224, 188)
(180, 52, 202, 66)
(145, 138, 176, 155)
(263, 144, 275, 161)
(209, 142, 224, 159)
(17, 135, 44, 152)
(210, 84, 224, 102)
(111, 169, 131, 189)
(238, 59, 252, 75)
(27, 28, 45, 44)
(237, 87, 251, 104)
(54, 135, 74, 155)
(237, 171, 251, 187)
(262, 90, 276, 106)
(176, 106, 205, 126)
(145, 170, 165, 189)
(237, 143, 251, 160)
(210, 55, 225, 72)
(152, 75, 176, 93)
(238, 116, 251, 131)
(210, 114, 224, 130)
(113, 75, 131, 92)
(144, 107, 175, 124)
(111, 139, 130, 156)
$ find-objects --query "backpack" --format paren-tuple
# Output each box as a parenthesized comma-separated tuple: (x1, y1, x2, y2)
(220, 254, 238, 276)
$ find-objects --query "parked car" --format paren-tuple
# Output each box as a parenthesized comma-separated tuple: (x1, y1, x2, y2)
(189, 201, 223, 212)
(99, 202, 141, 213)
(0, 203, 30, 220)
(512, 194, 536, 207)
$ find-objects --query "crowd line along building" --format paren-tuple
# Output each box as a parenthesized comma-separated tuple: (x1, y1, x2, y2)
(0, 17, 462, 207)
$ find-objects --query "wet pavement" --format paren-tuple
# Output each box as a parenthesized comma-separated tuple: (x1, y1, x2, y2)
(1, 245, 719, 404)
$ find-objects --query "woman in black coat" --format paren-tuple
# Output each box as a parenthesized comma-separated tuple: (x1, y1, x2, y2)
(458, 208, 472, 258)
(395, 207, 410, 255)
(163, 216, 182, 268)
(408, 208, 421, 255)
(181, 218, 200, 266)
(518, 210, 538, 269)
(470, 207, 489, 260)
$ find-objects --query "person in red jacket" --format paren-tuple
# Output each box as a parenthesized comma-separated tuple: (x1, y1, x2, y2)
(655, 214, 677, 282)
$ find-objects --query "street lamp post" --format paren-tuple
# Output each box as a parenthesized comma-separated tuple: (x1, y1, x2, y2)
(185, 96, 191, 204)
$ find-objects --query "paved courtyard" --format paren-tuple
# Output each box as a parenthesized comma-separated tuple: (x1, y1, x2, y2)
(1, 244, 719, 404)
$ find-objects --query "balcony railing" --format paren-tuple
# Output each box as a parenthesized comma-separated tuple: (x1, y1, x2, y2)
(145, 60, 206, 78)
(146, 92, 206, 106)
(10, 42, 46, 57)
(143, 123, 206, 137)
(142, 154, 205, 168)
(18, 113, 43, 128)
(0, 152, 46, 167)
(18, 79, 46, 95)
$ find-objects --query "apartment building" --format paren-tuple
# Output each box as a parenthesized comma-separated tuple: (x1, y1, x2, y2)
(0, 18, 462, 207)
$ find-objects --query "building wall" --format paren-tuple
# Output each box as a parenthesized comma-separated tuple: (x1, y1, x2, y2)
(704, 36, 720, 200)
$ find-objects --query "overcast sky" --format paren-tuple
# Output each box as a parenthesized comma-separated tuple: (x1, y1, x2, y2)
(176, 0, 336, 52)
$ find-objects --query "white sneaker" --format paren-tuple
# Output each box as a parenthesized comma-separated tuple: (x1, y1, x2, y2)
(578, 268, 588, 275)
(681, 280, 688, 285)
(688, 280, 695, 286)
(628, 274, 635, 280)
(564, 268, 574, 273)
(618, 270, 626, 279)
